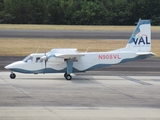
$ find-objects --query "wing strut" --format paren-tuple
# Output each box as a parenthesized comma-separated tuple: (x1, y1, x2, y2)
(66, 59, 73, 74)
(64, 59, 74, 80)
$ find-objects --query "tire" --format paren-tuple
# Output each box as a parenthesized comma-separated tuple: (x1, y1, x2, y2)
(65, 74, 72, 80)
(10, 73, 16, 79)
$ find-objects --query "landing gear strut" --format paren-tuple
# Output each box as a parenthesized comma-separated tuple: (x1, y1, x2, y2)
(64, 73, 72, 80)
(64, 59, 73, 80)
(64, 72, 67, 77)
(10, 72, 16, 79)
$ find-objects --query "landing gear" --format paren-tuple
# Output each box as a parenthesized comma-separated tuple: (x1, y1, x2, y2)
(10, 73, 16, 79)
(64, 72, 67, 77)
(64, 73, 72, 80)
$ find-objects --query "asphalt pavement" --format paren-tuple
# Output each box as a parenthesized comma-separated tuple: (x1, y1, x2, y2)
(0, 30, 160, 39)
(0, 29, 160, 120)
(0, 72, 160, 120)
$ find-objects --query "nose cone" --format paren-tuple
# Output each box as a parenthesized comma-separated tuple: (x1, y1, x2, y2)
(4, 64, 10, 69)
(5, 63, 16, 70)
(4, 61, 24, 70)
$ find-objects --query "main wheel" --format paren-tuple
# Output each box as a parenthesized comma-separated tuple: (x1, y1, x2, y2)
(65, 74, 72, 80)
(10, 73, 16, 79)
(64, 72, 67, 77)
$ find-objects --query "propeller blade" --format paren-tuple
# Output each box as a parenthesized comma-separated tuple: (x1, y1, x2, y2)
(44, 60, 47, 73)
(43, 45, 47, 74)
(44, 58, 48, 74)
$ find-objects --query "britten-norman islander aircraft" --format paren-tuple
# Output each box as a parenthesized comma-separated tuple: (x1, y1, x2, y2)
(5, 19, 154, 80)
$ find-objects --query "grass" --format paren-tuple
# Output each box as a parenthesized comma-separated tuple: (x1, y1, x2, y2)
(0, 38, 159, 57)
(0, 24, 159, 57)
(0, 24, 160, 31)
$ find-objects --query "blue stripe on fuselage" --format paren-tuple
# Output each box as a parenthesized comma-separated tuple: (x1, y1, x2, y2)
(9, 54, 153, 74)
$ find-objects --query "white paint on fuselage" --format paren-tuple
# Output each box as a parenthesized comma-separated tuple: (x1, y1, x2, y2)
(5, 50, 137, 73)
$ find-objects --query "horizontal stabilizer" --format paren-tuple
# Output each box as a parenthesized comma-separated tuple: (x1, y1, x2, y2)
(136, 52, 155, 55)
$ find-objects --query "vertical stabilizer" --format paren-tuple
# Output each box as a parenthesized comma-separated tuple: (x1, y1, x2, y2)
(125, 20, 151, 52)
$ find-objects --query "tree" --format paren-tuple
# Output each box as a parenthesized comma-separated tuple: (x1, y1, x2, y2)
(0, 0, 5, 23)
(72, 0, 107, 25)
(28, 0, 48, 24)
(103, 0, 133, 25)
(0, 0, 159, 25)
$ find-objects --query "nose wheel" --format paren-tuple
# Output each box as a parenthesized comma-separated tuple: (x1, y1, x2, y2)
(10, 73, 16, 79)
(64, 73, 72, 80)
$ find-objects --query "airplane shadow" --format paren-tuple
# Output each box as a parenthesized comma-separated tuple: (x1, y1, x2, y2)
(15, 76, 99, 84)
(16, 76, 93, 81)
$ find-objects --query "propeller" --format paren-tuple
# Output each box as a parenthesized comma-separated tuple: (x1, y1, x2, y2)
(40, 45, 48, 74)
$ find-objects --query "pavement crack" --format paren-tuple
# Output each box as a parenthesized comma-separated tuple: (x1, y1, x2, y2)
(0, 77, 33, 98)
(100, 83, 137, 99)
(44, 107, 64, 120)
(120, 76, 152, 85)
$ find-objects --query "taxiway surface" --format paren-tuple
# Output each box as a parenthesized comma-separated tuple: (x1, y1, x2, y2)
(0, 30, 160, 39)
(0, 28, 160, 119)
(0, 72, 160, 120)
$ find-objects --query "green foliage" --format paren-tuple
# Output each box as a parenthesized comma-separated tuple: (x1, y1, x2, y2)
(71, 0, 107, 25)
(0, 0, 160, 25)
(28, 0, 47, 24)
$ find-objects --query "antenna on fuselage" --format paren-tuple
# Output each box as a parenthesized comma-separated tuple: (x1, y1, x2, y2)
(85, 46, 90, 52)
(135, 18, 141, 24)
(36, 46, 40, 53)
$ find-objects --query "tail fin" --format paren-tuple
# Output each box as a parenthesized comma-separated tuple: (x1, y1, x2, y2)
(125, 19, 151, 52)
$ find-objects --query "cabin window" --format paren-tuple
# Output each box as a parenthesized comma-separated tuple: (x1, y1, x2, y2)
(36, 57, 43, 63)
(36, 57, 40, 62)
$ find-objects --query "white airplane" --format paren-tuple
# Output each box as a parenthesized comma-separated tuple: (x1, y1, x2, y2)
(5, 19, 154, 80)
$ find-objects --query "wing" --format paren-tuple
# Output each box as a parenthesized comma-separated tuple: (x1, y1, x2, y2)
(46, 49, 85, 75)
(54, 53, 84, 75)
(54, 53, 84, 59)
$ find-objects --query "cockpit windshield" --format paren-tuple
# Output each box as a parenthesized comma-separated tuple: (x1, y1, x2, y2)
(23, 55, 33, 63)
